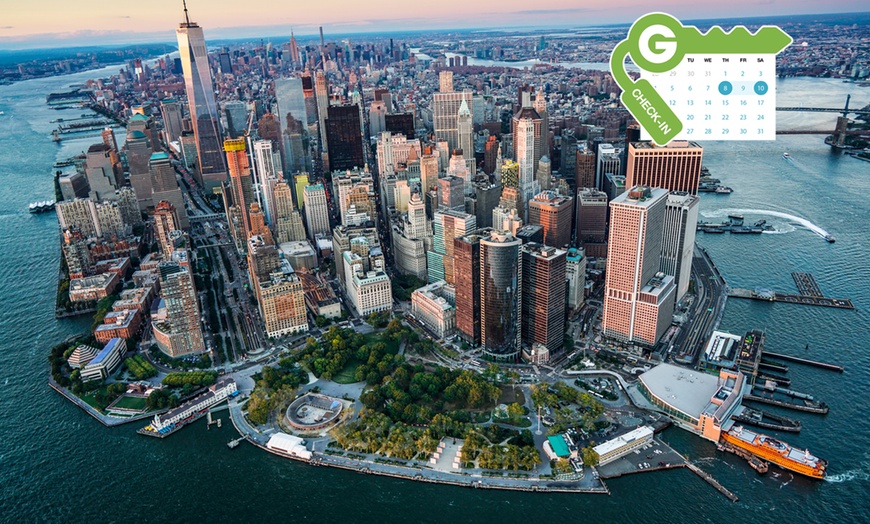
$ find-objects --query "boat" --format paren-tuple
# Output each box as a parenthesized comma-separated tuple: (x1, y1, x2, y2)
(783, 152, 791, 159)
(754, 220, 767, 227)
(28, 200, 56, 213)
(825, 234, 836, 243)
(748, 456, 769, 474)
(715, 186, 733, 194)
(721, 426, 826, 479)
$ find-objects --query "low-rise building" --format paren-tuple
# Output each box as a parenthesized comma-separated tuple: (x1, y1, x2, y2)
(148, 378, 237, 433)
(67, 345, 99, 369)
(522, 343, 550, 365)
(411, 280, 455, 339)
(68, 273, 119, 302)
(593, 426, 654, 466)
(94, 309, 141, 343)
(81, 338, 125, 382)
(94, 257, 131, 277)
(112, 287, 154, 314)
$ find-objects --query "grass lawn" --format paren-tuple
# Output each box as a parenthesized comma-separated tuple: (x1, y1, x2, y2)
(498, 387, 526, 406)
(110, 395, 148, 411)
(332, 360, 362, 384)
(363, 333, 400, 355)
(79, 385, 110, 412)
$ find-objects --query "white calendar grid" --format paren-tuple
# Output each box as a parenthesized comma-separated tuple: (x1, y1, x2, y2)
(641, 54, 776, 141)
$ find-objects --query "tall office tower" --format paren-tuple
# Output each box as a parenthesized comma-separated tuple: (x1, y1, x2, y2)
(394, 180, 411, 213)
(433, 80, 473, 152)
(575, 146, 596, 189)
(157, 250, 205, 357)
(596, 143, 623, 190)
(124, 131, 154, 211)
(275, 77, 310, 174)
(273, 182, 306, 243)
(501, 159, 519, 189)
(102, 127, 118, 153)
(447, 150, 471, 194)
(154, 201, 180, 258)
(115, 187, 142, 227)
(325, 104, 364, 171)
(528, 191, 573, 248)
(428, 210, 476, 284)
(454, 231, 482, 346)
(420, 153, 439, 194)
(533, 92, 550, 158)
(333, 168, 374, 225)
(301, 74, 318, 126)
(94, 201, 125, 238)
(439, 71, 454, 93)
(661, 192, 700, 301)
(483, 136, 499, 175)
(480, 230, 522, 361)
(248, 203, 274, 245)
(287, 30, 301, 65)
(376, 133, 422, 176)
(224, 101, 247, 139)
(160, 99, 185, 144)
(315, 71, 329, 151)
(626, 141, 704, 195)
(473, 178, 501, 229)
(575, 188, 608, 240)
(457, 99, 473, 163)
(602, 186, 675, 346)
(303, 184, 330, 240)
(84, 144, 120, 201)
(128, 112, 161, 153)
(521, 244, 566, 354)
(252, 140, 282, 222)
(384, 112, 415, 139)
(536, 156, 552, 191)
(392, 192, 429, 278)
(513, 112, 541, 216)
(177, 4, 226, 189)
(149, 152, 189, 230)
(257, 112, 281, 144)
(257, 260, 308, 337)
(247, 236, 281, 289)
(57, 198, 98, 238)
(333, 225, 379, 290)
(293, 173, 309, 210)
(369, 100, 387, 137)
(225, 138, 254, 242)
(565, 247, 587, 312)
(438, 176, 465, 211)
(218, 51, 233, 75)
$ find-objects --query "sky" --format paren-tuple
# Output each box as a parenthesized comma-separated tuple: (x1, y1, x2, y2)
(1, 0, 868, 49)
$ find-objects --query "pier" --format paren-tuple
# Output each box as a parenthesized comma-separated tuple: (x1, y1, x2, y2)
(728, 272, 854, 309)
(792, 273, 823, 297)
(763, 351, 844, 373)
(685, 462, 739, 502)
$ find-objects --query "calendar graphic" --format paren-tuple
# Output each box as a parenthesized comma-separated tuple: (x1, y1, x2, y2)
(610, 13, 792, 145)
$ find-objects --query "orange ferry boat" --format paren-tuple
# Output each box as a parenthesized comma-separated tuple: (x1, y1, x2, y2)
(721, 426, 827, 479)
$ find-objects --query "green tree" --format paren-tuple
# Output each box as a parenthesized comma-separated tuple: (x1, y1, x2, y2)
(581, 446, 600, 467)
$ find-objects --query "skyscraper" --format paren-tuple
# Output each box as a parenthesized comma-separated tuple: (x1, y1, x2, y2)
(224, 101, 247, 139)
(427, 209, 476, 284)
(160, 99, 185, 145)
(513, 110, 541, 215)
(533, 92, 549, 159)
(661, 192, 700, 301)
(521, 243, 566, 354)
(438, 176, 465, 211)
(596, 143, 622, 190)
(602, 187, 675, 346)
(480, 230, 522, 361)
(455, 231, 483, 346)
(575, 146, 596, 189)
(275, 77, 310, 174)
(157, 250, 205, 357)
(225, 138, 254, 242)
(325, 104, 364, 172)
(154, 201, 180, 258)
(457, 99, 473, 165)
(433, 74, 473, 152)
(528, 191, 573, 248)
(315, 71, 329, 151)
(303, 184, 330, 240)
(273, 182, 307, 243)
(575, 188, 608, 244)
(626, 141, 704, 195)
(176, 4, 227, 189)
(565, 247, 587, 312)
(149, 152, 189, 230)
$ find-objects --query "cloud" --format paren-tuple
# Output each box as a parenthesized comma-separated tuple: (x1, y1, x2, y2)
(511, 8, 594, 15)
(0, 26, 13, 30)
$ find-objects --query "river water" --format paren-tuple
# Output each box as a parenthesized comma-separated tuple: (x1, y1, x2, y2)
(0, 67, 868, 522)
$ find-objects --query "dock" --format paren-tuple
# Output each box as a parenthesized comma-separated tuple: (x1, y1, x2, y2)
(686, 462, 739, 502)
(744, 386, 829, 414)
(763, 351, 844, 373)
(728, 272, 854, 309)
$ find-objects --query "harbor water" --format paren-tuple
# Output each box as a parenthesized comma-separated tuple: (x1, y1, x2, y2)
(0, 67, 868, 522)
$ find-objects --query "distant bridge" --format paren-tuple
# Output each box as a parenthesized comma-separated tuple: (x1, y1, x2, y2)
(775, 95, 867, 145)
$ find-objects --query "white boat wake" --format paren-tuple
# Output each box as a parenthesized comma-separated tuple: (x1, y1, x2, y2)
(701, 208, 829, 238)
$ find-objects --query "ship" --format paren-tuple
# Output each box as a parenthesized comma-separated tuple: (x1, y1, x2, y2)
(721, 426, 826, 479)
(28, 200, 56, 213)
(825, 234, 836, 243)
(715, 186, 733, 194)
(783, 152, 791, 159)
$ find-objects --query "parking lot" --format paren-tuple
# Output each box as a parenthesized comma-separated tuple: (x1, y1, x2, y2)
(596, 438, 687, 479)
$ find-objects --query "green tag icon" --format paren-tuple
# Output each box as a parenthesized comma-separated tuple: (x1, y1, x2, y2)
(611, 13, 792, 145)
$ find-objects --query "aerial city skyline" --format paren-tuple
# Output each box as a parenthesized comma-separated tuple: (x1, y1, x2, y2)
(1, 1, 869, 521)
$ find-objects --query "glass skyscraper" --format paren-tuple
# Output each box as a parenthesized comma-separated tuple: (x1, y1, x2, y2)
(177, 6, 226, 189)
(275, 77, 310, 175)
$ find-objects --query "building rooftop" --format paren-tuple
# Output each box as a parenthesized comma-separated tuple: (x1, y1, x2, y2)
(593, 426, 654, 457)
(631, 140, 702, 151)
(89, 338, 123, 367)
(547, 435, 570, 458)
(703, 331, 743, 366)
(640, 273, 674, 297)
(150, 152, 170, 160)
(639, 364, 721, 419)
(612, 186, 667, 208)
